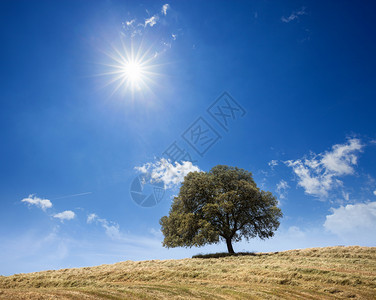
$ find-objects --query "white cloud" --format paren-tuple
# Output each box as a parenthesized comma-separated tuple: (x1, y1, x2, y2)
(162, 4, 170, 15)
(149, 228, 163, 239)
(136, 165, 148, 174)
(285, 138, 363, 198)
(342, 191, 350, 201)
(324, 202, 376, 242)
(286, 159, 333, 197)
(135, 158, 201, 188)
(120, 4, 178, 55)
(126, 19, 135, 26)
(268, 160, 278, 169)
(276, 180, 289, 199)
(145, 15, 158, 27)
(287, 226, 305, 239)
(87, 213, 98, 223)
(53, 210, 75, 221)
(281, 7, 306, 23)
(22, 194, 78, 222)
(87, 213, 121, 240)
(321, 139, 362, 175)
(373, 190, 376, 196)
(21, 195, 52, 211)
(102, 223, 121, 240)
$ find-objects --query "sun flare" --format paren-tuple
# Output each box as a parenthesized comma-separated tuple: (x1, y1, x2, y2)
(122, 61, 142, 83)
(100, 41, 159, 95)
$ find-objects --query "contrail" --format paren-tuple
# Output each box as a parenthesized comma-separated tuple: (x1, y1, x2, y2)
(53, 192, 92, 200)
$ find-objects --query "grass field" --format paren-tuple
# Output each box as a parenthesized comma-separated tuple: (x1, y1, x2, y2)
(0, 246, 375, 299)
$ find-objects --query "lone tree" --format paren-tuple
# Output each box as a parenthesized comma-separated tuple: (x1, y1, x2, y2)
(160, 165, 282, 253)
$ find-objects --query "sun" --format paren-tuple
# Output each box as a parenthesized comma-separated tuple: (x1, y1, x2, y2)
(122, 61, 142, 83)
(100, 40, 159, 96)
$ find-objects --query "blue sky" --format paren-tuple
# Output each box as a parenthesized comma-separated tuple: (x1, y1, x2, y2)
(1, 0, 376, 275)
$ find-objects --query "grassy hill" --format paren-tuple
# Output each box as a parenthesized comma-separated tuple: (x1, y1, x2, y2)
(0, 246, 375, 299)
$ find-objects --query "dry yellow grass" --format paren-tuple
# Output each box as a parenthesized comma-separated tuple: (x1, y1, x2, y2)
(0, 246, 375, 299)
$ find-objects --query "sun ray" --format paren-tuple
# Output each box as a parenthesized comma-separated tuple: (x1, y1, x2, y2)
(99, 39, 161, 96)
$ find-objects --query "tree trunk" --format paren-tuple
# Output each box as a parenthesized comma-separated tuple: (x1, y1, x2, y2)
(226, 238, 235, 254)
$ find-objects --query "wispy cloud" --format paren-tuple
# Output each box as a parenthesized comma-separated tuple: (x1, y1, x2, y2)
(149, 227, 163, 239)
(136, 158, 201, 188)
(281, 7, 306, 23)
(285, 138, 363, 198)
(21, 195, 52, 211)
(0, 225, 164, 276)
(145, 15, 158, 27)
(287, 226, 305, 239)
(342, 191, 350, 201)
(125, 4, 170, 30)
(87, 213, 97, 223)
(126, 19, 135, 26)
(53, 210, 75, 221)
(87, 213, 121, 240)
(161, 4, 170, 16)
(276, 180, 289, 200)
(268, 160, 278, 169)
(119, 3, 178, 59)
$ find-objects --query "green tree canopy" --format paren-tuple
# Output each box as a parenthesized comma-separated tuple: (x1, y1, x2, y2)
(160, 165, 282, 253)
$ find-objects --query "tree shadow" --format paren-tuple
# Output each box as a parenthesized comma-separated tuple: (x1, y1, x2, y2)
(192, 251, 280, 259)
